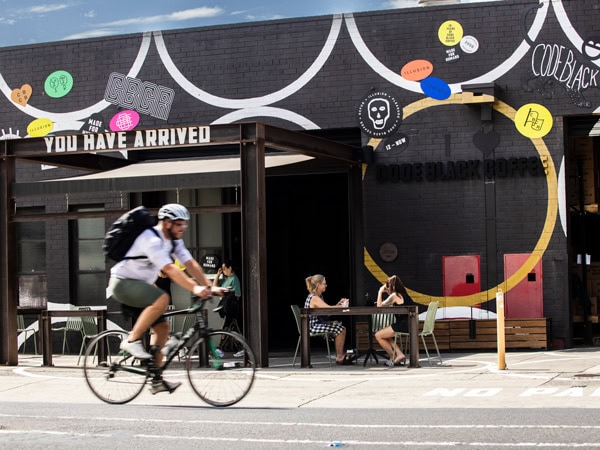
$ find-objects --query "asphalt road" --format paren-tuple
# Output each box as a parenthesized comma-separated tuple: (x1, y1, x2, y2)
(1, 402, 599, 449)
(1, 349, 600, 448)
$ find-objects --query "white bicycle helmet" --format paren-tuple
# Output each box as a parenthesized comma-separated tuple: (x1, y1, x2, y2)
(158, 203, 190, 221)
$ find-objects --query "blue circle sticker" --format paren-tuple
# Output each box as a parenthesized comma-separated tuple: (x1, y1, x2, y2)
(420, 77, 451, 100)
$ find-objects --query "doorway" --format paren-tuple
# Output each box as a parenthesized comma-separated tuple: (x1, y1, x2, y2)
(566, 115, 600, 345)
(266, 172, 351, 350)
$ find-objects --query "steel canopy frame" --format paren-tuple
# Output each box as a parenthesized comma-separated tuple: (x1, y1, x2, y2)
(0, 122, 361, 367)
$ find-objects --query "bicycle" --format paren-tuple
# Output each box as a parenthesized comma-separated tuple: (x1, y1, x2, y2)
(82, 296, 256, 407)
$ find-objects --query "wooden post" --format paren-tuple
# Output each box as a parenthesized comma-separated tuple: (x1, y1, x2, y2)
(496, 288, 506, 370)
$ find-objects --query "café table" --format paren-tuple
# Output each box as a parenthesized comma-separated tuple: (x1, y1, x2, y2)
(300, 305, 419, 368)
(40, 308, 107, 366)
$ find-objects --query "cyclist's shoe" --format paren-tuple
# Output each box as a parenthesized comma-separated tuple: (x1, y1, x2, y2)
(234, 350, 245, 358)
(214, 348, 225, 358)
(120, 339, 152, 360)
(150, 379, 181, 395)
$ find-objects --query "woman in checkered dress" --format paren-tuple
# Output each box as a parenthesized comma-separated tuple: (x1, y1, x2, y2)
(304, 274, 354, 365)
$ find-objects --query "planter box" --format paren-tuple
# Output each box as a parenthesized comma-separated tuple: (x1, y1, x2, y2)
(355, 318, 548, 351)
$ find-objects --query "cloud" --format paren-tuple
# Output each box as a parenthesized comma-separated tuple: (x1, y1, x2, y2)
(100, 7, 223, 27)
(384, 0, 418, 7)
(21, 4, 69, 14)
(84, 10, 96, 18)
(62, 28, 118, 41)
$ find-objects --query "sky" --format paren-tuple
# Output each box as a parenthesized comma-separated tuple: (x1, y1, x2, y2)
(0, 0, 500, 48)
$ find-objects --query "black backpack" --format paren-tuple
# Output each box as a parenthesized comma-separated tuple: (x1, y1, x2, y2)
(103, 206, 159, 262)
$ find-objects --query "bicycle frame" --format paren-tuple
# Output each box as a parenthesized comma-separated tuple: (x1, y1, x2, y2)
(110, 297, 220, 379)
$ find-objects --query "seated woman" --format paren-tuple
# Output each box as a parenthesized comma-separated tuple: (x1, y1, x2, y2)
(374, 275, 414, 367)
(212, 259, 242, 330)
(304, 274, 354, 365)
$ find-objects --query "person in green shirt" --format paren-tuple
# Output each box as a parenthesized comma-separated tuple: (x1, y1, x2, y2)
(213, 259, 241, 298)
(212, 259, 244, 357)
(212, 259, 242, 327)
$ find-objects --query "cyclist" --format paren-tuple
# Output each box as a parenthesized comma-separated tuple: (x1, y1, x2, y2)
(108, 203, 227, 394)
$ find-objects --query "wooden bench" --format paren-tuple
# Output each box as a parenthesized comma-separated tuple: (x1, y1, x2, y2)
(355, 317, 548, 351)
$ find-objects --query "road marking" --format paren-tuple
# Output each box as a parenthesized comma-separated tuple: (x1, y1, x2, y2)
(2, 413, 600, 429)
(140, 434, 600, 447)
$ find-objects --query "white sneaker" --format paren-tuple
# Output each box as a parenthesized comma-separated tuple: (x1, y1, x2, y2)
(149, 379, 181, 395)
(120, 339, 152, 359)
(233, 350, 245, 358)
(214, 348, 225, 358)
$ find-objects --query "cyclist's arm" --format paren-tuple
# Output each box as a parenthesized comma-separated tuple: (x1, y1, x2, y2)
(182, 258, 211, 286)
(162, 262, 209, 297)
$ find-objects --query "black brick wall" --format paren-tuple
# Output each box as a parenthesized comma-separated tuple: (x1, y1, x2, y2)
(2, 0, 599, 344)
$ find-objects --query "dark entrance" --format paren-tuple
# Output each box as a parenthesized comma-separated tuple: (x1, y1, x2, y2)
(566, 115, 600, 346)
(266, 173, 350, 351)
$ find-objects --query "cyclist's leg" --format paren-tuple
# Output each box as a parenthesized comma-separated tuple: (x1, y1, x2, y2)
(147, 314, 181, 394)
(109, 277, 169, 357)
(150, 320, 169, 366)
(122, 304, 170, 365)
(129, 292, 168, 341)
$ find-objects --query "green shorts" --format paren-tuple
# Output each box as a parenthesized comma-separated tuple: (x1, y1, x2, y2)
(109, 277, 164, 309)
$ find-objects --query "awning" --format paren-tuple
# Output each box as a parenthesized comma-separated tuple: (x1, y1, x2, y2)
(13, 153, 314, 197)
(53, 153, 313, 181)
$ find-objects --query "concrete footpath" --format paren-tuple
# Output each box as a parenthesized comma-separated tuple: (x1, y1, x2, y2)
(1, 348, 600, 409)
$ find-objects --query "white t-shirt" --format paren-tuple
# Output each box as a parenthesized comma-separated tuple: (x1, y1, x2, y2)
(110, 226, 193, 284)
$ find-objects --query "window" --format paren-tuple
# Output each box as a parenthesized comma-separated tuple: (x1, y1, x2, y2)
(17, 217, 46, 274)
(71, 207, 105, 305)
(16, 208, 47, 308)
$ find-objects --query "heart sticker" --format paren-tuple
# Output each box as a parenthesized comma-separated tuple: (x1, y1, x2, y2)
(11, 84, 32, 106)
(473, 130, 500, 157)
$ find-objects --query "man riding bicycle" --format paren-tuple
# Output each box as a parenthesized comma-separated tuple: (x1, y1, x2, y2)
(107, 203, 226, 394)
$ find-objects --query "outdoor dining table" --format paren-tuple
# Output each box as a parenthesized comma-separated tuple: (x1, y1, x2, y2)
(300, 305, 419, 368)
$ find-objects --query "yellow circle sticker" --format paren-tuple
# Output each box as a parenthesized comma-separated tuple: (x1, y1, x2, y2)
(27, 117, 53, 137)
(438, 20, 463, 46)
(514, 103, 553, 139)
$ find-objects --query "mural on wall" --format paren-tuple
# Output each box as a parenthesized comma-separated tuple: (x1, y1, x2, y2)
(523, 41, 599, 108)
(27, 117, 53, 137)
(438, 19, 463, 63)
(362, 95, 557, 319)
(357, 91, 401, 138)
(356, 2, 566, 317)
(109, 110, 140, 132)
(514, 103, 553, 139)
(80, 113, 106, 134)
(10, 84, 31, 106)
(0, 128, 21, 140)
(44, 70, 73, 98)
(521, 2, 599, 108)
(0, 2, 582, 136)
(104, 72, 175, 121)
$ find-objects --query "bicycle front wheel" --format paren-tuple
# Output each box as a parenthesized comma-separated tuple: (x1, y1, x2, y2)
(83, 330, 149, 404)
(186, 330, 256, 407)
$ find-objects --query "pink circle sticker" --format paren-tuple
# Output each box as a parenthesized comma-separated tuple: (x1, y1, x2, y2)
(109, 110, 140, 131)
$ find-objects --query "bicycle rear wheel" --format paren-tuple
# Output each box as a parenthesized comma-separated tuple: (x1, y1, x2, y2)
(83, 330, 149, 404)
(186, 330, 256, 407)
